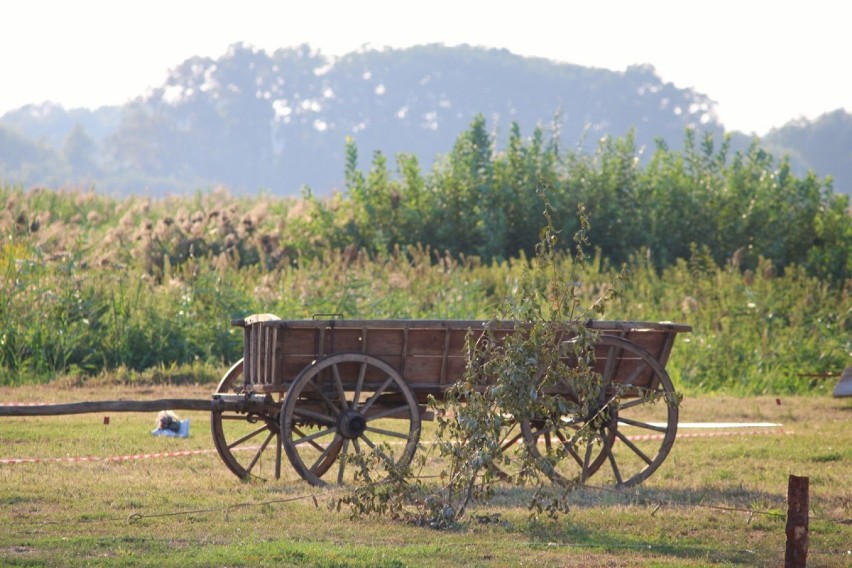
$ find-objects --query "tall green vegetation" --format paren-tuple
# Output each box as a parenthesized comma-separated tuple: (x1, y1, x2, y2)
(0, 118, 849, 392)
(341, 118, 850, 284)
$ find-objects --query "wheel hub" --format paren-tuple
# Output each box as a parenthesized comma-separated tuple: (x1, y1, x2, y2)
(338, 410, 367, 439)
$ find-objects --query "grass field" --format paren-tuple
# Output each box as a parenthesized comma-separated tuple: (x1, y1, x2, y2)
(1, 383, 850, 567)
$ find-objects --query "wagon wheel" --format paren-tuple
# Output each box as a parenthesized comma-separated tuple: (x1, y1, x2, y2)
(523, 335, 679, 488)
(281, 353, 421, 487)
(210, 359, 340, 480)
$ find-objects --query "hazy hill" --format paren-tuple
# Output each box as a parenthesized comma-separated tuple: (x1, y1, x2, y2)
(1, 43, 849, 196)
(761, 109, 852, 195)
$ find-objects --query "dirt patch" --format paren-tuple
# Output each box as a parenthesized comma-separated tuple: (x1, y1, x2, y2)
(2, 546, 34, 555)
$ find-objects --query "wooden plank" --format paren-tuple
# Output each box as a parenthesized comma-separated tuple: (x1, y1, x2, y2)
(620, 330, 667, 354)
(327, 328, 363, 352)
(365, 328, 405, 357)
(404, 356, 445, 385)
(407, 328, 448, 355)
(279, 327, 316, 355)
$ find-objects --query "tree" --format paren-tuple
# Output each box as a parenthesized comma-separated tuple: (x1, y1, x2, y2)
(62, 123, 98, 176)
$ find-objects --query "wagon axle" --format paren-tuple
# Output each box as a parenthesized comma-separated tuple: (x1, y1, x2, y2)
(338, 410, 367, 439)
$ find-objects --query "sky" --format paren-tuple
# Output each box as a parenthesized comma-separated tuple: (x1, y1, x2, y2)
(2, 0, 849, 135)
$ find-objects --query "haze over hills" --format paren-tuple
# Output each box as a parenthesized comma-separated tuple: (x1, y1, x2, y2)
(1, 43, 850, 197)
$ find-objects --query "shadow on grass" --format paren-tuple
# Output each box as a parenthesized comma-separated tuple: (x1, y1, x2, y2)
(520, 518, 766, 565)
(482, 483, 784, 565)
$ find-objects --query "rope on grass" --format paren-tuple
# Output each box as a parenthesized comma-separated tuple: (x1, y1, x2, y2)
(125, 486, 348, 524)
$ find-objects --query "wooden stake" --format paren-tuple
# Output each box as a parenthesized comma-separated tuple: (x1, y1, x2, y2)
(784, 474, 809, 568)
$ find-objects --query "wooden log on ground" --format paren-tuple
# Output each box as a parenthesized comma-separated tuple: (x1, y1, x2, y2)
(0, 399, 214, 416)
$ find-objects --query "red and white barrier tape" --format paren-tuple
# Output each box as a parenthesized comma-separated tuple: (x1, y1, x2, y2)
(0, 448, 221, 465)
(626, 429, 788, 442)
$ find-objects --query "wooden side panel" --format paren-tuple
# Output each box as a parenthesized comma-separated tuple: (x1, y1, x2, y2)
(235, 317, 687, 397)
(326, 328, 364, 352)
(364, 329, 405, 357)
(279, 328, 317, 355)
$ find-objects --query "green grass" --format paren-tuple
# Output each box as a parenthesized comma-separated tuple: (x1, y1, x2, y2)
(1, 384, 850, 567)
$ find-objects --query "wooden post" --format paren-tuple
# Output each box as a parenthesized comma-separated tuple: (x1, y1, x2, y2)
(784, 474, 809, 568)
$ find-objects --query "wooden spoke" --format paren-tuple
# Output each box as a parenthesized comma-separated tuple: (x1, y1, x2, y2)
(331, 364, 348, 412)
(523, 418, 609, 485)
(364, 404, 411, 421)
(481, 418, 528, 482)
(613, 427, 654, 465)
(336, 439, 350, 485)
(303, 378, 343, 417)
(617, 415, 668, 433)
(601, 429, 624, 486)
(352, 362, 367, 408)
(581, 438, 595, 483)
(359, 376, 395, 414)
(365, 425, 411, 440)
(310, 436, 344, 474)
(291, 407, 336, 425)
(246, 430, 276, 475)
(553, 429, 585, 467)
(292, 425, 332, 453)
(359, 433, 377, 450)
(359, 434, 394, 466)
(227, 424, 270, 450)
(499, 427, 523, 453)
(293, 426, 337, 446)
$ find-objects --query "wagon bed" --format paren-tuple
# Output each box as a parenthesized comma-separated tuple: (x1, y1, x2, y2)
(236, 315, 689, 403)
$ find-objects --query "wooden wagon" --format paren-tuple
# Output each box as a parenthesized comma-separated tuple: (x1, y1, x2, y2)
(210, 315, 691, 488)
